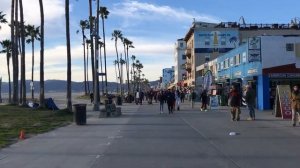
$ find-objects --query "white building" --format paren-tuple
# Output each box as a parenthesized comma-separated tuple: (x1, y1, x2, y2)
(162, 67, 174, 89)
(174, 39, 187, 86)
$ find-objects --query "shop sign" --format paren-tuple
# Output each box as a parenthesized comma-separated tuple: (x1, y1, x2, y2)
(275, 85, 292, 119)
(269, 73, 300, 78)
(247, 69, 258, 75)
(248, 37, 261, 62)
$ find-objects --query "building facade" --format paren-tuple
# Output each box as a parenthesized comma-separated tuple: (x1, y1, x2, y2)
(174, 39, 187, 86)
(184, 21, 300, 91)
(197, 35, 300, 110)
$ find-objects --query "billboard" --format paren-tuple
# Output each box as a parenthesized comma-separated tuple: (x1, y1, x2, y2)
(196, 30, 239, 49)
(248, 37, 261, 62)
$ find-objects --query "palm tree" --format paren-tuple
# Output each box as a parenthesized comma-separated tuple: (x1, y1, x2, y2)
(86, 39, 91, 93)
(88, 0, 95, 92)
(98, 40, 104, 95)
(122, 38, 134, 94)
(131, 55, 136, 91)
(113, 60, 119, 93)
(12, 0, 19, 105)
(0, 40, 12, 103)
(65, 0, 72, 112)
(78, 19, 89, 95)
(119, 58, 126, 93)
(0, 11, 8, 30)
(19, 0, 26, 106)
(99, 6, 109, 94)
(111, 30, 123, 94)
(25, 24, 40, 100)
(39, 0, 45, 107)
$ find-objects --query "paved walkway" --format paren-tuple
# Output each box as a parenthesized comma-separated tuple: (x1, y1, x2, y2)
(1, 102, 300, 168)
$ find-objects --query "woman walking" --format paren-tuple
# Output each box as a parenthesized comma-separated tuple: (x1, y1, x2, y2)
(229, 85, 241, 121)
(290, 85, 300, 127)
(158, 91, 165, 114)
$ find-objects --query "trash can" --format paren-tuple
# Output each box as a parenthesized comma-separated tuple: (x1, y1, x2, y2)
(117, 96, 122, 105)
(73, 104, 87, 125)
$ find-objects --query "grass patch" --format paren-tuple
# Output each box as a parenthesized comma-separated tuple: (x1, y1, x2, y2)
(0, 105, 73, 148)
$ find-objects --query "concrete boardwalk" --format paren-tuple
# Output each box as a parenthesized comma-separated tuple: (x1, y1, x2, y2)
(1, 102, 300, 168)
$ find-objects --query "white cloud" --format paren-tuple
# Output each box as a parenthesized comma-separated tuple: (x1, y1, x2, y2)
(0, 0, 65, 39)
(111, 0, 221, 28)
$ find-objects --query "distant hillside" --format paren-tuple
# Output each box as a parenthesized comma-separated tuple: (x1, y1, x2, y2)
(0, 80, 159, 93)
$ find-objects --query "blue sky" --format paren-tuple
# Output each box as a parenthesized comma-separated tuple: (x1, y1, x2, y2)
(1, 0, 300, 82)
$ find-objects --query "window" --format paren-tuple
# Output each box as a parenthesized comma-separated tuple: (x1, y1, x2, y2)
(182, 55, 186, 60)
(205, 37, 210, 46)
(180, 42, 184, 48)
(286, 43, 294, 51)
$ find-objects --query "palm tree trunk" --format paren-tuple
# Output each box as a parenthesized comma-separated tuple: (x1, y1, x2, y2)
(86, 41, 90, 93)
(93, 0, 100, 111)
(88, 0, 95, 92)
(7, 53, 12, 103)
(31, 38, 34, 100)
(0, 78, 2, 103)
(126, 46, 130, 94)
(10, 0, 14, 104)
(114, 63, 119, 93)
(65, 0, 72, 112)
(39, 0, 45, 107)
(12, 0, 19, 104)
(19, 0, 26, 106)
(115, 40, 121, 94)
(101, 18, 108, 94)
(82, 30, 87, 95)
(99, 46, 104, 95)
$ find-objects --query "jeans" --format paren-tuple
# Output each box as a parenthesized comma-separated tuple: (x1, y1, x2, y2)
(248, 105, 255, 119)
(292, 109, 300, 124)
(160, 102, 164, 111)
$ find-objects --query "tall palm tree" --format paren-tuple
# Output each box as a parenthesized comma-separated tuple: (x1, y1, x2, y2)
(122, 38, 134, 94)
(65, 0, 72, 112)
(78, 19, 89, 95)
(113, 60, 119, 93)
(19, 0, 26, 106)
(99, 6, 109, 94)
(86, 39, 91, 93)
(25, 24, 40, 100)
(0, 11, 8, 30)
(98, 40, 104, 95)
(119, 58, 126, 93)
(111, 30, 123, 94)
(39, 0, 45, 107)
(131, 55, 136, 92)
(0, 40, 12, 103)
(88, 0, 95, 92)
(93, 0, 100, 111)
(12, 0, 19, 104)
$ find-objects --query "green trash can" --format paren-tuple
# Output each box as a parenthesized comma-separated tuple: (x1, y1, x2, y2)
(73, 104, 87, 125)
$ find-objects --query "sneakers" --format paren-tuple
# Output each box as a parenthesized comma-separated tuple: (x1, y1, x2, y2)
(293, 123, 296, 127)
(247, 117, 253, 121)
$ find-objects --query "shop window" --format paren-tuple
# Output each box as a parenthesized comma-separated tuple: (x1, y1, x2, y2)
(286, 43, 294, 51)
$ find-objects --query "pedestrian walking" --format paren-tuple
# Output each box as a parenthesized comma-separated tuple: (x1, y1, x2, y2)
(135, 90, 140, 105)
(175, 89, 181, 111)
(158, 91, 165, 114)
(140, 91, 144, 105)
(90, 93, 94, 103)
(200, 90, 208, 111)
(245, 85, 256, 120)
(191, 90, 196, 109)
(290, 85, 300, 127)
(228, 85, 241, 121)
(180, 91, 185, 103)
(166, 89, 176, 114)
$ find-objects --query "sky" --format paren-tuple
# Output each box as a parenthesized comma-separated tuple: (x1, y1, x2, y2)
(1, 0, 300, 83)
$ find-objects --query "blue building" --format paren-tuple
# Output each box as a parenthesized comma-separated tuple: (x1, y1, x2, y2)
(197, 35, 300, 110)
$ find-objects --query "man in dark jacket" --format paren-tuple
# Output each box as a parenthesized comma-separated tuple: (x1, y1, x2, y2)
(245, 85, 256, 120)
(200, 90, 208, 111)
(166, 89, 176, 114)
